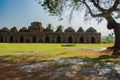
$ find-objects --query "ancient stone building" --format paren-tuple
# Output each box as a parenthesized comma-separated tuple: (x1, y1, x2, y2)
(0, 22, 101, 43)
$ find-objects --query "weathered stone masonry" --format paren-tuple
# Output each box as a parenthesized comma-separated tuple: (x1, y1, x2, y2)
(0, 22, 101, 43)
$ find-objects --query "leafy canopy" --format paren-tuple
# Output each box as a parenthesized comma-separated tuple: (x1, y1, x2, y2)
(37, 0, 120, 24)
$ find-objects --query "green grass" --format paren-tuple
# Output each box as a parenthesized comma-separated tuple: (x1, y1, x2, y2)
(0, 43, 114, 62)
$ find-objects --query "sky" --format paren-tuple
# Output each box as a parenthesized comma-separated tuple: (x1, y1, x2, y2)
(0, 0, 114, 36)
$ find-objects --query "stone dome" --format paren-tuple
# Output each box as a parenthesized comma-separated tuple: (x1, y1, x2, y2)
(28, 22, 44, 32)
(86, 27, 97, 33)
(19, 27, 29, 32)
(10, 27, 18, 32)
(30, 22, 42, 28)
(0, 27, 10, 32)
(65, 27, 75, 32)
(77, 27, 84, 32)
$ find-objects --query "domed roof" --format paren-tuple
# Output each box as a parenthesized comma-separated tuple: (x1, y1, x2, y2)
(10, 27, 18, 32)
(19, 27, 29, 32)
(28, 22, 44, 32)
(86, 27, 97, 33)
(65, 27, 75, 32)
(77, 27, 84, 32)
(0, 27, 10, 32)
(29, 22, 43, 28)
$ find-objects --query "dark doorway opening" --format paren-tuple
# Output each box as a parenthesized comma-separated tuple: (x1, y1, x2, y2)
(45, 36, 50, 43)
(79, 37, 84, 43)
(56, 36, 61, 43)
(91, 37, 96, 43)
(68, 36, 73, 43)
(9, 36, 14, 43)
(20, 36, 24, 43)
(32, 36, 36, 43)
(0, 36, 3, 42)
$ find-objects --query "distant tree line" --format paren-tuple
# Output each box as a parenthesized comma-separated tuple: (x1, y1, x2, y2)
(101, 33, 114, 44)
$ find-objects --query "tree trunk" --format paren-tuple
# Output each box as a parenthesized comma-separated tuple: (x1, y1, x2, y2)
(113, 23, 120, 55)
(106, 18, 120, 55)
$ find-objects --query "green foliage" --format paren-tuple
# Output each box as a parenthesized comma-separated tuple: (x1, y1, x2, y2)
(101, 39, 114, 44)
(55, 25, 64, 32)
(101, 33, 114, 43)
(38, 0, 120, 23)
(47, 23, 53, 29)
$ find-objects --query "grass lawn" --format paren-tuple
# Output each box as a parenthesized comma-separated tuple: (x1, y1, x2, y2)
(0, 43, 115, 62)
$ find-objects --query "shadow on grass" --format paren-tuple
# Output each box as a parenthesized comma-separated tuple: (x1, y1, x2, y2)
(0, 54, 120, 62)
(0, 55, 37, 62)
(0, 55, 120, 80)
(94, 55, 120, 62)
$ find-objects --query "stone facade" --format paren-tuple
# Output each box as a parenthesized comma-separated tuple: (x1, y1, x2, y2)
(0, 22, 101, 43)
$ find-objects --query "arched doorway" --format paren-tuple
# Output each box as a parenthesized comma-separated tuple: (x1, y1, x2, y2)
(0, 36, 3, 42)
(91, 37, 96, 43)
(79, 37, 84, 43)
(9, 36, 14, 43)
(32, 36, 36, 43)
(56, 36, 61, 43)
(20, 36, 24, 43)
(45, 36, 50, 43)
(68, 36, 73, 43)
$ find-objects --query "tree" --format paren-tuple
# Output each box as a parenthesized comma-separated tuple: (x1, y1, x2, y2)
(38, 0, 120, 55)
(47, 23, 53, 29)
(56, 25, 64, 32)
(44, 23, 54, 32)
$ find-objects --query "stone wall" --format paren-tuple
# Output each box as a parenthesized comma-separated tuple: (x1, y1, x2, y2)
(0, 22, 101, 43)
(0, 32, 101, 43)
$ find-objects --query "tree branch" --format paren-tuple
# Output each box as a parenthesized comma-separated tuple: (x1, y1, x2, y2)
(109, 0, 120, 12)
(83, 0, 103, 17)
(92, 0, 105, 12)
